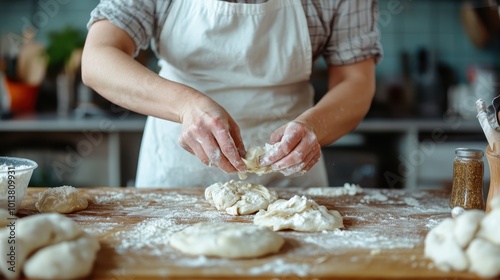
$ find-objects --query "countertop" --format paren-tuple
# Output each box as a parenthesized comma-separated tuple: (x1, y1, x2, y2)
(17, 187, 495, 279)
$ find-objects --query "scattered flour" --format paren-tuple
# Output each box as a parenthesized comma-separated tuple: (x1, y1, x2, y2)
(301, 183, 362, 197)
(36, 187, 452, 278)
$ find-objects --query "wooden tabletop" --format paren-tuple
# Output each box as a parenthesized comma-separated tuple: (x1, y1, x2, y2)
(17, 187, 495, 280)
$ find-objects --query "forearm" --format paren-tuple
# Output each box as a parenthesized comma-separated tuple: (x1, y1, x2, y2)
(81, 21, 201, 123)
(295, 59, 375, 146)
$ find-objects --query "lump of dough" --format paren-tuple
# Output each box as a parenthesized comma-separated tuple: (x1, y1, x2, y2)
(466, 238, 500, 278)
(23, 234, 100, 280)
(490, 196, 500, 210)
(477, 208, 500, 245)
(451, 206, 464, 218)
(424, 218, 468, 272)
(453, 209, 485, 248)
(35, 185, 88, 214)
(253, 195, 344, 232)
(0, 209, 13, 227)
(205, 180, 277, 215)
(0, 213, 83, 279)
(169, 222, 284, 258)
(238, 144, 278, 179)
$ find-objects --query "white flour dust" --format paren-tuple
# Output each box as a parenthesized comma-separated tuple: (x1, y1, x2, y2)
(71, 187, 451, 277)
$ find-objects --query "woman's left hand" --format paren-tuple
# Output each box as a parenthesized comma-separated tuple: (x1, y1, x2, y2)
(259, 121, 321, 176)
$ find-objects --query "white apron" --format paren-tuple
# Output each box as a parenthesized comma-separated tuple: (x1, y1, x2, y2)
(136, 0, 328, 188)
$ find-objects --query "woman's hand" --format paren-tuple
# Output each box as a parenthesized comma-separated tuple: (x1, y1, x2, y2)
(178, 95, 246, 173)
(259, 121, 321, 176)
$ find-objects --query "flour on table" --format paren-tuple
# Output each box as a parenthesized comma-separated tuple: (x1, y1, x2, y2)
(169, 222, 284, 258)
(205, 180, 277, 215)
(301, 183, 362, 197)
(36, 185, 88, 214)
(424, 201, 500, 278)
(254, 195, 344, 232)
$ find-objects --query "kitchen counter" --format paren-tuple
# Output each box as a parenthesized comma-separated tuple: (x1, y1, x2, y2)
(18, 187, 494, 279)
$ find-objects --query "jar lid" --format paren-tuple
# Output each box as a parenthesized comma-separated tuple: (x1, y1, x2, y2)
(455, 148, 484, 158)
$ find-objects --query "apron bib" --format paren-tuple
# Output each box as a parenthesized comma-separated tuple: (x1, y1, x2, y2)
(136, 0, 328, 188)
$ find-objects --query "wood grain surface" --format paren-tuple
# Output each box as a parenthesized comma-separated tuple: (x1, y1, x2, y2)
(15, 187, 497, 280)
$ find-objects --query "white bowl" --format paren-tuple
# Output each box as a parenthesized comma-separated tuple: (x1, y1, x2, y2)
(0, 156, 38, 214)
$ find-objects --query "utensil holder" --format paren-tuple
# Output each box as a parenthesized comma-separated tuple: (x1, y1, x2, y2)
(485, 145, 500, 212)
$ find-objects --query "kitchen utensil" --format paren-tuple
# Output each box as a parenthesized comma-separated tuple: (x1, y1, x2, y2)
(486, 95, 500, 130)
(476, 98, 500, 151)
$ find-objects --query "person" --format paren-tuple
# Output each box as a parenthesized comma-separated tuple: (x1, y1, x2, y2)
(82, 0, 382, 188)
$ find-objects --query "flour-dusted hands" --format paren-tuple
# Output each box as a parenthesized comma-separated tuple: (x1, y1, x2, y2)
(178, 95, 246, 173)
(260, 121, 321, 176)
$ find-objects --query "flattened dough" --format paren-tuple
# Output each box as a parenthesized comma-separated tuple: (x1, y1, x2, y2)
(169, 222, 284, 258)
(205, 180, 277, 215)
(36, 185, 88, 214)
(254, 195, 344, 232)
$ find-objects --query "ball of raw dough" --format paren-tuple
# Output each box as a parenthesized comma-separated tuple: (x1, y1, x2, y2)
(451, 206, 464, 218)
(205, 180, 277, 215)
(169, 222, 284, 258)
(254, 195, 344, 232)
(466, 238, 500, 278)
(424, 218, 468, 272)
(453, 209, 484, 248)
(35, 186, 88, 214)
(23, 234, 100, 280)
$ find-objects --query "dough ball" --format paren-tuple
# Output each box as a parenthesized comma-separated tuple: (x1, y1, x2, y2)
(205, 180, 277, 215)
(466, 238, 500, 278)
(453, 209, 484, 248)
(238, 144, 277, 179)
(477, 208, 500, 245)
(0, 213, 83, 279)
(35, 185, 88, 214)
(424, 218, 468, 272)
(0, 209, 13, 227)
(169, 222, 284, 258)
(491, 196, 500, 210)
(253, 195, 344, 232)
(23, 234, 100, 280)
(451, 206, 464, 218)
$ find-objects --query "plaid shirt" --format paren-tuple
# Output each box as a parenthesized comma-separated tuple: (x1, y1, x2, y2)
(88, 0, 382, 65)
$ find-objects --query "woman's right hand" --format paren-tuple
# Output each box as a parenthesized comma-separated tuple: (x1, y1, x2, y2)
(178, 94, 247, 173)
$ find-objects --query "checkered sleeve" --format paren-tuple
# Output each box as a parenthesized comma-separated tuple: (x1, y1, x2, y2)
(87, 0, 157, 57)
(324, 0, 383, 65)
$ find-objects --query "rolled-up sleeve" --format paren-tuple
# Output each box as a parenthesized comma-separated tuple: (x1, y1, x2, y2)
(324, 0, 383, 65)
(87, 0, 156, 57)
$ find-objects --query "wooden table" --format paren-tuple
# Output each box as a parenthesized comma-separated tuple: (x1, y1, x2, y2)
(18, 187, 495, 280)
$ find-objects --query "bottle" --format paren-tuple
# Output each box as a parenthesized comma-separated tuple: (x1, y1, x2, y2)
(450, 148, 485, 210)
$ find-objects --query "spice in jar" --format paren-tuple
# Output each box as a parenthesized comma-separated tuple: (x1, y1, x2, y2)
(450, 148, 485, 210)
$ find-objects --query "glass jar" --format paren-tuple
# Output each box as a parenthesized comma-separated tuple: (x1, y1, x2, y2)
(450, 148, 485, 210)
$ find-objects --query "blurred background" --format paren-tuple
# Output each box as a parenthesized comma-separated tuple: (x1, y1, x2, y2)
(0, 0, 499, 190)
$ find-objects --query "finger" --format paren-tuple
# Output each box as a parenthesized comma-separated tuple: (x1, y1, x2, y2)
(302, 152, 321, 172)
(271, 140, 317, 170)
(202, 135, 238, 173)
(260, 134, 301, 167)
(228, 120, 246, 159)
(269, 125, 285, 144)
(183, 138, 211, 166)
(214, 129, 246, 172)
